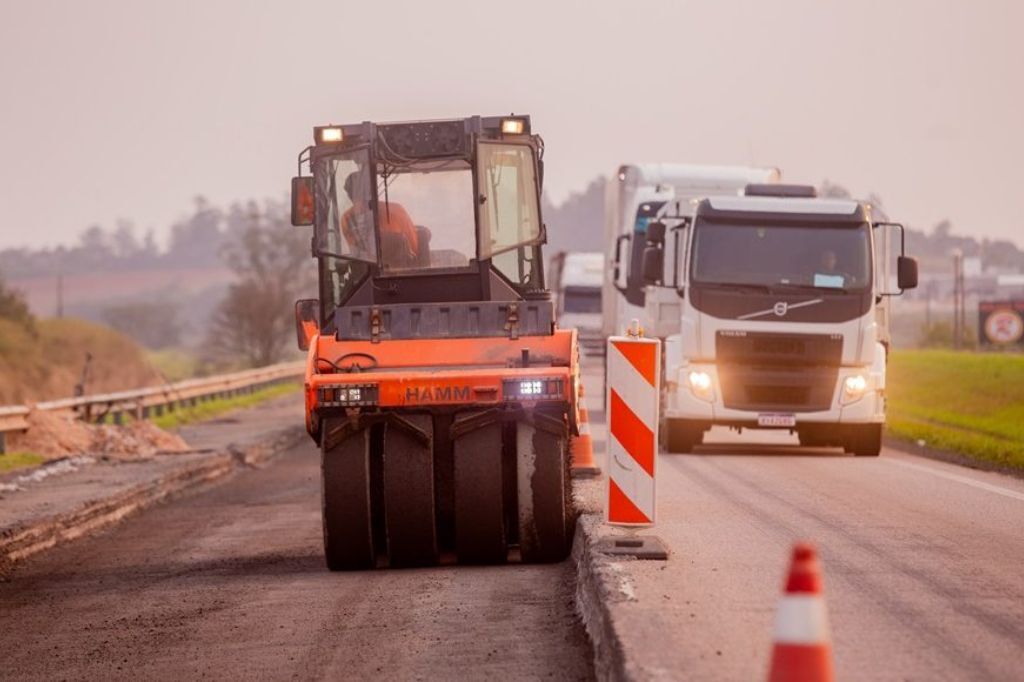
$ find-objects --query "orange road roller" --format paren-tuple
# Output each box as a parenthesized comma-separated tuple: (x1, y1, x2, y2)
(290, 114, 580, 570)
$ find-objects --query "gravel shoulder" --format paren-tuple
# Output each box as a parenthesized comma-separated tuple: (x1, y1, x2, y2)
(1, 397, 305, 572)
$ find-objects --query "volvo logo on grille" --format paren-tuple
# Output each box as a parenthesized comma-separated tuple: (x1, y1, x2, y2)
(737, 297, 825, 321)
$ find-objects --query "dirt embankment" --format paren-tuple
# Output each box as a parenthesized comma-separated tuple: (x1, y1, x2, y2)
(7, 409, 189, 461)
(0, 317, 164, 404)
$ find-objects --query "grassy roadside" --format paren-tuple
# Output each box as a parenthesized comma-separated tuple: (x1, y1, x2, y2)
(0, 451, 45, 475)
(150, 381, 302, 431)
(887, 350, 1024, 470)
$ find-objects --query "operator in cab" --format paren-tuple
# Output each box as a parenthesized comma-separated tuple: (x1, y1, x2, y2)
(341, 172, 419, 268)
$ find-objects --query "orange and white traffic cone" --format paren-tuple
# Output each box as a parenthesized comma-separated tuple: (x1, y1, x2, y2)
(768, 543, 834, 682)
(571, 382, 601, 477)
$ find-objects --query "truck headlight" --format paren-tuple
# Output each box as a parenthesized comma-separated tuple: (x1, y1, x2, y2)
(841, 374, 868, 404)
(503, 377, 564, 401)
(688, 370, 714, 401)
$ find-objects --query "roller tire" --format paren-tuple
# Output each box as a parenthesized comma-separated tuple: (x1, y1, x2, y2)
(518, 421, 575, 564)
(453, 420, 507, 564)
(382, 415, 438, 567)
(321, 420, 376, 571)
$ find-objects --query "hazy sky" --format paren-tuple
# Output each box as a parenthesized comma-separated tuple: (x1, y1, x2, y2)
(1, 0, 1021, 250)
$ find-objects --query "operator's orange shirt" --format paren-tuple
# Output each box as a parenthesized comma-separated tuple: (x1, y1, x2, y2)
(341, 202, 418, 259)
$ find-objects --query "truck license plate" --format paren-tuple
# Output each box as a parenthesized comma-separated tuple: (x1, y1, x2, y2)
(757, 413, 796, 428)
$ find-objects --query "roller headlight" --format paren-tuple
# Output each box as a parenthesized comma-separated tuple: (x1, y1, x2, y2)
(318, 126, 343, 143)
(503, 377, 564, 401)
(318, 383, 378, 406)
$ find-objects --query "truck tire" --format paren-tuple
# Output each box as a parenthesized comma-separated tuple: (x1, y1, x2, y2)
(849, 424, 883, 457)
(665, 419, 703, 454)
(321, 420, 376, 571)
(798, 428, 831, 448)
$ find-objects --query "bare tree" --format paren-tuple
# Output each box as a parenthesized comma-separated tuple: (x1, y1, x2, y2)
(0, 271, 34, 332)
(204, 201, 313, 368)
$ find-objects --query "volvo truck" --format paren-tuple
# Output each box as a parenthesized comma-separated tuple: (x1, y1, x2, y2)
(637, 184, 918, 457)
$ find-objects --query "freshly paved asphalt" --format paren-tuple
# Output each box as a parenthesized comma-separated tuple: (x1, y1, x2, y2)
(0, 439, 593, 681)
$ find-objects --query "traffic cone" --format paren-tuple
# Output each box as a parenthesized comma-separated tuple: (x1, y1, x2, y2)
(571, 382, 601, 477)
(768, 543, 834, 682)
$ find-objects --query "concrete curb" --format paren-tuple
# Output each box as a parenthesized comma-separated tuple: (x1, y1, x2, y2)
(572, 512, 635, 682)
(0, 425, 306, 574)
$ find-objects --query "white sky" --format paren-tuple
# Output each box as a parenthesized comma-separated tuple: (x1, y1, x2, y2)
(0, 0, 1021, 249)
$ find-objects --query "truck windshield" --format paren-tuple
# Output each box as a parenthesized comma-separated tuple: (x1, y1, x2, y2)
(690, 222, 871, 291)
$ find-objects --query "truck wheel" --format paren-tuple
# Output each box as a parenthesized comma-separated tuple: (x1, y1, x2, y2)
(517, 418, 575, 563)
(321, 419, 376, 571)
(453, 419, 507, 564)
(382, 414, 438, 567)
(665, 419, 703, 454)
(850, 424, 882, 457)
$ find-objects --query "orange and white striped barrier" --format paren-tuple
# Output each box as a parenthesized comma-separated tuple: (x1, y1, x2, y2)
(605, 322, 660, 527)
(768, 543, 834, 682)
(571, 382, 600, 477)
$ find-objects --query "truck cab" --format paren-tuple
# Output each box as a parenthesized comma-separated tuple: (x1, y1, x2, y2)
(640, 184, 918, 456)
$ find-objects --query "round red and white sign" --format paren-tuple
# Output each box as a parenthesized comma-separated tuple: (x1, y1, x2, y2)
(984, 309, 1024, 345)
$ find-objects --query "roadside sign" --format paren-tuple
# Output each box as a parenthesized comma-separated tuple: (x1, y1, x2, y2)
(979, 300, 1024, 348)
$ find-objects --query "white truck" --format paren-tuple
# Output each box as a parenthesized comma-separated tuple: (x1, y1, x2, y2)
(636, 183, 918, 456)
(549, 251, 604, 353)
(603, 163, 781, 342)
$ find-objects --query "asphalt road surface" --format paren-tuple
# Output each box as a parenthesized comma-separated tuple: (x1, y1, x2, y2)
(593, 423, 1024, 680)
(0, 441, 594, 681)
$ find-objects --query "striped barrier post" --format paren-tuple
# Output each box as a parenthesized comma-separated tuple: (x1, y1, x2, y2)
(598, 320, 669, 560)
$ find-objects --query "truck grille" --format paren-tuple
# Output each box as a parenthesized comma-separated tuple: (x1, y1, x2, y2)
(716, 332, 841, 412)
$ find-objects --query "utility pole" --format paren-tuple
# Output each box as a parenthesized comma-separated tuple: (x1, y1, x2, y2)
(950, 248, 958, 348)
(56, 273, 64, 319)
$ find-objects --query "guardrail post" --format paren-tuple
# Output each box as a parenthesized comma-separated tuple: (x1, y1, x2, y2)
(0, 430, 6, 455)
(113, 411, 123, 425)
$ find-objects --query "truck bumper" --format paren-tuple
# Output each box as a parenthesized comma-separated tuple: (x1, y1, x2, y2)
(664, 362, 885, 426)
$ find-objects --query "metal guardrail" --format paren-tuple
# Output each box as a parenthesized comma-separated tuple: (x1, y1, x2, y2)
(0, 361, 304, 454)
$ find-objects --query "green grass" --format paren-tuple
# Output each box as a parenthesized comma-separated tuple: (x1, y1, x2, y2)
(146, 348, 200, 383)
(0, 451, 45, 474)
(887, 350, 1024, 469)
(150, 381, 301, 430)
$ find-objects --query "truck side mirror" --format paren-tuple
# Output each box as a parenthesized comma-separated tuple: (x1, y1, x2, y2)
(291, 176, 314, 226)
(295, 299, 319, 350)
(897, 256, 918, 290)
(612, 233, 630, 293)
(646, 221, 666, 246)
(642, 246, 663, 285)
